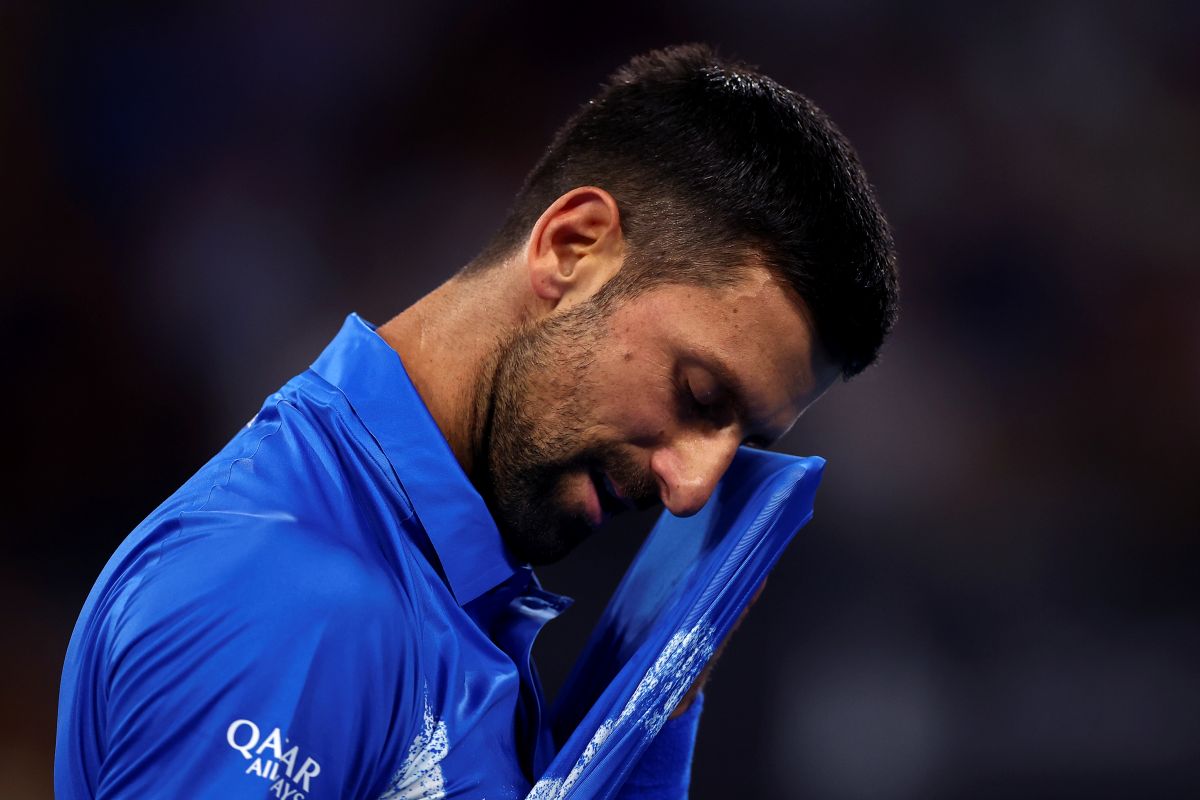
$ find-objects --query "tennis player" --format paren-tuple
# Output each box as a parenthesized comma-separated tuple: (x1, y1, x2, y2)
(56, 43, 897, 799)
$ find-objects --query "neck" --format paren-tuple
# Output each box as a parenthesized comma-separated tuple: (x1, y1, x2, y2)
(375, 265, 526, 480)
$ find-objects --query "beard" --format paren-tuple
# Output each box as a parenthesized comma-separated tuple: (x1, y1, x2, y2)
(476, 296, 658, 565)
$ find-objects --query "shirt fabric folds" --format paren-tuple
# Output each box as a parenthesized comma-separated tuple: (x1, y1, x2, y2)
(56, 312, 824, 800)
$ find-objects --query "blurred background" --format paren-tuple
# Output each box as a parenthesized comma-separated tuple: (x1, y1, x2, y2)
(4, 1, 1198, 797)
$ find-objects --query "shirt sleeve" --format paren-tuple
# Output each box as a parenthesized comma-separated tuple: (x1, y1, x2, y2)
(94, 517, 417, 800)
(614, 692, 705, 800)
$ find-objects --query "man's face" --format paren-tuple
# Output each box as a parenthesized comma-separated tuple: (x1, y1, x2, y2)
(481, 265, 839, 565)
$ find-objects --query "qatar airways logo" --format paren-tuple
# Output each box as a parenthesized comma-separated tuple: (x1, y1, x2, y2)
(227, 719, 322, 799)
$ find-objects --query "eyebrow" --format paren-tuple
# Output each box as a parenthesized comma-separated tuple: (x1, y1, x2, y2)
(689, 346, 778, 448)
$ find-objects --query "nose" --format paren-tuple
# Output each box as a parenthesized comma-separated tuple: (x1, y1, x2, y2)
(650, 429, 741, 517)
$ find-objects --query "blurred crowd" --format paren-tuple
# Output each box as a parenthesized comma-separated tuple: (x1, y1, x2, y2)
(3, 2, 1197, 797)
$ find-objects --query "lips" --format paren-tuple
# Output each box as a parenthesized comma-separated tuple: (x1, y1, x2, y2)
(590, 467, 635, 521)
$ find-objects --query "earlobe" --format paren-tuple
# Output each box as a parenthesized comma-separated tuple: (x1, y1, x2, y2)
(525, 186, 624, 308)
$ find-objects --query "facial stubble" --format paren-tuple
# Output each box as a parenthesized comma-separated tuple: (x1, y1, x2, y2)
(478, 302, 607, 565)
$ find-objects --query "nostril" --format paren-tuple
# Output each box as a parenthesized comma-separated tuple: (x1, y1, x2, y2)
(654, 475, 671, 510)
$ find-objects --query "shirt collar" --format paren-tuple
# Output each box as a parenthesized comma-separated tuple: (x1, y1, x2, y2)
(310, 313, 520, 605)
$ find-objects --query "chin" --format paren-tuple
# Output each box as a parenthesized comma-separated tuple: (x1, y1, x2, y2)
(502, 515, 594, 566)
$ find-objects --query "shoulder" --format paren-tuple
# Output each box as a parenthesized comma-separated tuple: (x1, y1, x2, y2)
(98, 507, 427, 735)
(107, 375, 430, 668)
(125, 511, 416, 642)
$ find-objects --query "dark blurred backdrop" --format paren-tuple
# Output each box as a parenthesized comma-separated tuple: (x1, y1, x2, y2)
(4, 2, 1198, 798)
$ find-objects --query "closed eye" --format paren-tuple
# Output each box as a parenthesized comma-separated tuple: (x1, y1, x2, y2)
(676, 376, 704, 417)
(678, 375, 734, 427)
(676, 353, 782, 451)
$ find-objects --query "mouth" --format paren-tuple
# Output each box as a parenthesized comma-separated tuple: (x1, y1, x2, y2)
(588, 466, 636, 524)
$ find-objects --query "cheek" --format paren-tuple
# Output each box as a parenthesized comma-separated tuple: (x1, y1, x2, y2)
(588, 369, 674, 442)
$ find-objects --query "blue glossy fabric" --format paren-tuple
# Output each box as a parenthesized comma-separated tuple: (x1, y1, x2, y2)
(56, 314, 574, 799)
(56, 311, 823, 800)
(533, 448, 825, 800)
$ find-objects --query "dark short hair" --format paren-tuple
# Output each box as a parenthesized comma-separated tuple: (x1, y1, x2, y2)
(468, 43, 899, 379)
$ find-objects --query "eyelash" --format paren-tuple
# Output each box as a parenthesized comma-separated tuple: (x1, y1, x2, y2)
(678, 377, 711, 417)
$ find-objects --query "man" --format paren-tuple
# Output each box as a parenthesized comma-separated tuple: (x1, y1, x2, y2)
(56, 44, 897, 799)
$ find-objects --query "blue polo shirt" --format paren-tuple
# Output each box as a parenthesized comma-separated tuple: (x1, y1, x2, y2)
(56, 313, 694, 800)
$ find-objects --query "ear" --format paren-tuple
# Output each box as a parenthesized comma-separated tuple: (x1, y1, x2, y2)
(524, 186, 624, 313)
